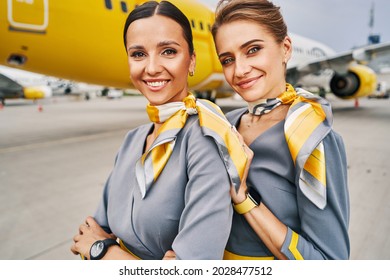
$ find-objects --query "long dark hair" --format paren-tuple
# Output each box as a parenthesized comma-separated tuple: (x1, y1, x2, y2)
(123, 1, 194, 55)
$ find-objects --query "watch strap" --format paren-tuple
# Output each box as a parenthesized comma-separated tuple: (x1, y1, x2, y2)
(102, 238, 119, 248)
(233, 193, 259, 214)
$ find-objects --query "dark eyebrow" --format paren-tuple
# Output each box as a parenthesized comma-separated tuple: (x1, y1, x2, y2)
(127, 45, 144, 52)
(157, 40, 181, 48)
(218, 39, 264, 58)
(127, 41, 180, 53)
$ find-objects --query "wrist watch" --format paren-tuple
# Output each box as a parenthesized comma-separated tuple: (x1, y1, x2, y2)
(89, 238, 119, 260)
(233, 187, 262, 215)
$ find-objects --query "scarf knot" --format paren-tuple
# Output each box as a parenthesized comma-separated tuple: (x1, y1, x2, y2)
(278, 83, 298, 104)
(184, 94, 198, 115)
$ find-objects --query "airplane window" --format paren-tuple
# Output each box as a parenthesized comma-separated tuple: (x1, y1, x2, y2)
(199, 22, 204, 30)
(120, 1, 128, 13)
(104, 0, 113, 10)
(7, 54, 27, 66)
(293, 47, 303, 54)
(191, 20, 195, 28)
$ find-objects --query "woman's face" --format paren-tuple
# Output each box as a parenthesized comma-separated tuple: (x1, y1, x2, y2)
(125, 15, 195, 105)
(215, 20, 291, 102)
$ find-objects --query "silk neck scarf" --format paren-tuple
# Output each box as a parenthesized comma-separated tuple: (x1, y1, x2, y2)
(136, 94, 247, 198)
(248, 97, 282, 116)
(249, 84, 332, 209)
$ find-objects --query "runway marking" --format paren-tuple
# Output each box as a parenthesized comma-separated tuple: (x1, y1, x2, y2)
(0, 129, 128, 154)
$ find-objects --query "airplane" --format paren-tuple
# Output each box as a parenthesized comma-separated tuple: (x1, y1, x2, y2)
(0, 65, 52, 105)
(287, 37, 390, 101)
(1, 0, 389, 104)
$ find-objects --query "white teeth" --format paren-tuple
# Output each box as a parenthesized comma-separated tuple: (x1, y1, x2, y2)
(147, 81, 167, 87)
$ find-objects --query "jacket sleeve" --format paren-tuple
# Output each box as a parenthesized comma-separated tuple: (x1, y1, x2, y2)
(281, 132, 350, 259)
(172, 122, 233, 260)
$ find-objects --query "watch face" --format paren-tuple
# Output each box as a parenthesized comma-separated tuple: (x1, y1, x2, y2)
(90, 241, 104, 258)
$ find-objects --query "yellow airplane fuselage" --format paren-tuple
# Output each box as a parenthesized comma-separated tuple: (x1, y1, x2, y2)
(1, 0, 226, 94)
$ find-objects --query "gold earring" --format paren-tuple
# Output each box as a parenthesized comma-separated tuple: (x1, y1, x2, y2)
(189, 71, 194, 76)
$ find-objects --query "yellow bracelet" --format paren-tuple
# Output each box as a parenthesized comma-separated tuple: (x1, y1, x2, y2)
(233, 193, 258, 214)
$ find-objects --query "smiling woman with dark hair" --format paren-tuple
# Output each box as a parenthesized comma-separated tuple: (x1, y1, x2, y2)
(70, 0, 249, 260)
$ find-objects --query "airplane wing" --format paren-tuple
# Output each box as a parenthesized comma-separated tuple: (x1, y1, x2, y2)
(287, 42, 390, 99)
(293, 41, 390, 74)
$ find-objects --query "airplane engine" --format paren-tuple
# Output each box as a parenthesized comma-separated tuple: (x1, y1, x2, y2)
(23, 85, 53, 100)
(330, 64, 377, 99)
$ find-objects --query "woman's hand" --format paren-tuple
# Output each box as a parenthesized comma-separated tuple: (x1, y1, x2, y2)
(231, 127, 254, 204)
(70, 216, 116, 259)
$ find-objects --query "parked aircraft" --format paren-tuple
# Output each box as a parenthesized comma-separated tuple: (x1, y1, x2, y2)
(0, 0, 389, 103)
(0, 65, 52, 105)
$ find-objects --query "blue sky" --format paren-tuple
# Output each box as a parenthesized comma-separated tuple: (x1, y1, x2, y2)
(198, 0, 390, 53)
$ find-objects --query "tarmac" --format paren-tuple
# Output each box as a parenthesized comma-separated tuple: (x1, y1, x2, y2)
(0, 94, 389, 260)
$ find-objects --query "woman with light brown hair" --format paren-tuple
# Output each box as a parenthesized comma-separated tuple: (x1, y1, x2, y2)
(211, 0, 350, 260)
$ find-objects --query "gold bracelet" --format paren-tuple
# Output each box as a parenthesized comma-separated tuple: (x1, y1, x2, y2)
(233, 193, 258, 214)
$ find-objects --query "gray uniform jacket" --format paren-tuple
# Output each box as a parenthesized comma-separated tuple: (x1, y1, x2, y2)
(94, 115, 233, 260)
(226, 108, 350, 260)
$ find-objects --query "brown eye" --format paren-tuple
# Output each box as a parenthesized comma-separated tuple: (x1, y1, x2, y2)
(248, 46, 261, 54)
(162, 49, 177, 56)
(220, 57, 234, 66)
(130, 51, 145, 58)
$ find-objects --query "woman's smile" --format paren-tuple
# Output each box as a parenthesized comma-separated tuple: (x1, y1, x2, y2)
(144, 79, 170, 91)
(236, 76, 262, 90)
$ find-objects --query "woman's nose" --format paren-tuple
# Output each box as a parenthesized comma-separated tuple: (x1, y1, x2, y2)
(145, 56, 162, 75)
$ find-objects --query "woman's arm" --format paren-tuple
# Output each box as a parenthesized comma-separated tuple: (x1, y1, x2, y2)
(233, 133, 350, 260)
(230, 156, 289, 259)
(171, 124, 234, 260)
(230, 129, 288, 259)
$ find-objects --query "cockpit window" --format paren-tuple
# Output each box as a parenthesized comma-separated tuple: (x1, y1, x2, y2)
(120, 1, 128, 13)
(104, 0, 113, 10)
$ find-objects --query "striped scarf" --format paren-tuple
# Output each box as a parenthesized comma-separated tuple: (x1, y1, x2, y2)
(250, 84, 332, 209)
(283, 84, 332, 209)
(136, 94, 248, 198)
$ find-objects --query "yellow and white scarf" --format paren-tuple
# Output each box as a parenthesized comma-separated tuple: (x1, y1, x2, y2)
(249, 84, 332, 209)
(136, 94, 248, 198)
(283, 84, 331, 209)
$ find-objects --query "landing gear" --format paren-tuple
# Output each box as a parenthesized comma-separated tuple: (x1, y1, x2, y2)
(195, 90, 217, 103)
(319, 87, 326, 98)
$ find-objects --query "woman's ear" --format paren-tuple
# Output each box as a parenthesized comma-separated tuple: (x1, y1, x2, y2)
(283, 36, 292, 64)
(189, 51, 196, 75)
